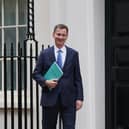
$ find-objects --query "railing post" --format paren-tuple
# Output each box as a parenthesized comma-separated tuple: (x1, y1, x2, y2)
(24, 40, 28, 129)
(18, 43, 22, 129)
(35, 41, 39, 129)
(30, 44, 33, 129)
(4, 43, 7, 129)
(11, 43, 14, 129)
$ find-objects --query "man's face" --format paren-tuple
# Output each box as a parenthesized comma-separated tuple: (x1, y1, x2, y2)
(53, 28, 68, 48)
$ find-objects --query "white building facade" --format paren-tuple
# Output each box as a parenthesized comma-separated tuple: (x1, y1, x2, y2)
(0, 0, 105, 129)
(35, 0, 105, 129)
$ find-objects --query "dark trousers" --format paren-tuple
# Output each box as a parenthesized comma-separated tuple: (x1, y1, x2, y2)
(42, 97, 76, 129)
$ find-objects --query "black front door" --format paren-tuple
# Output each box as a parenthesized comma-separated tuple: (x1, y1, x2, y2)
(105, 0, 129, 129)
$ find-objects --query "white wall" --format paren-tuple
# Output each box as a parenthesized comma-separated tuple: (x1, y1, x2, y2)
(35, 0, 50, 49)
(34, 0, 105, 129)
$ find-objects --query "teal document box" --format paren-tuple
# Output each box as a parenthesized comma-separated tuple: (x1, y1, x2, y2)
(43, 62, 63, 80)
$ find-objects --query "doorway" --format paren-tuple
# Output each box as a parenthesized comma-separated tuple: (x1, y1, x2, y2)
(105, 0, 129, 129)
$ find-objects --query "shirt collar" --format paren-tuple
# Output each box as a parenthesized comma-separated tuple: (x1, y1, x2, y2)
(54, 45, 66, 53)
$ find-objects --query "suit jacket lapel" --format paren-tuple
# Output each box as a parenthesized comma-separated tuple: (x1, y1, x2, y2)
(49, 46, 56, 63)
(62, 46, 71, 71)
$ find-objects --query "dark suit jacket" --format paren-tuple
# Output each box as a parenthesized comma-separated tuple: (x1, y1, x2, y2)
(32, 45, 83, 107)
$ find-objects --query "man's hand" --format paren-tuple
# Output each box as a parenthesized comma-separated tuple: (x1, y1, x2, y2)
(76, 100, 83, 111)
(45, 80, 58, 89)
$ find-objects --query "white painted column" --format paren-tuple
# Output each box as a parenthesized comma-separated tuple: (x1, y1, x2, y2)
(94, 0, 105, 129)
(85, 0, 96, 128)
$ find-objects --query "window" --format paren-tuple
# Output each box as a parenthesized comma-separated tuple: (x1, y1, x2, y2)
(0, 0, 27, 91)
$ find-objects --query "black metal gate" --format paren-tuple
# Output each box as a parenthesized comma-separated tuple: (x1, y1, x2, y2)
(0, 40, 41, 129)
(1, 41, 62, 129)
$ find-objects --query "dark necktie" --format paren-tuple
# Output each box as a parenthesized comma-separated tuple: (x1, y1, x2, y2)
(57, 49, 62, 68)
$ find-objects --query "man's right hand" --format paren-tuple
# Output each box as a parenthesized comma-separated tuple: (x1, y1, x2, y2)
(45, 80, 58, 89)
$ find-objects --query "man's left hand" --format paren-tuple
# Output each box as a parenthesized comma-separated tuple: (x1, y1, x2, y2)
(76, 100, 83, 111)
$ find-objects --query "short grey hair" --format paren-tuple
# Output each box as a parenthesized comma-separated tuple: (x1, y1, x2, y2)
(53, 24, 69, 33)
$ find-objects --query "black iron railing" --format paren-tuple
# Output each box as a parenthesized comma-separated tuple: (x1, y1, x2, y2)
(1, 41, 41, 129)
(1, 41, 62, 129)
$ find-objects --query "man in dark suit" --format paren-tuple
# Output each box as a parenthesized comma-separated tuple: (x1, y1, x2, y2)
(33, 24, 84, 129)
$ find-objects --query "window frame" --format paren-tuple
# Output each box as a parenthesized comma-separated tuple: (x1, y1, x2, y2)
(0, 0, 29, 109)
